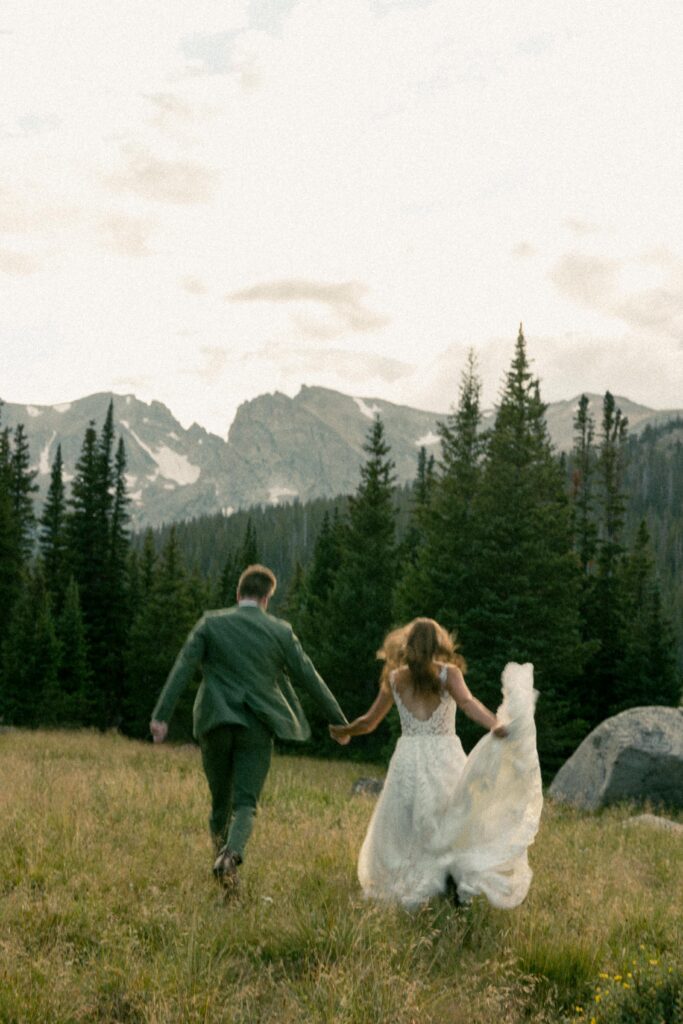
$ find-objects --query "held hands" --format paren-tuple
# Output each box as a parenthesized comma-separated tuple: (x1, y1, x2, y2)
(150, 719, 168, 744)
(329, 724, 351, 746)
(492, 722, 509, 739)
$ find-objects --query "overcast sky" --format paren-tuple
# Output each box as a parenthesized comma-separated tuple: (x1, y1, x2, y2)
(1, 0, 681, 436)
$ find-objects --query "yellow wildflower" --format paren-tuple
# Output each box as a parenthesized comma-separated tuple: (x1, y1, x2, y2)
(598, 972, 609, 979)
(613, 974, 622, 981)
(594, 995, 601, 1003)
(649, 959, 658, 965)
(623, 983, 630, 989)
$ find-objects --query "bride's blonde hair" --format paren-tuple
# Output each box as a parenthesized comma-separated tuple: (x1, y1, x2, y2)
(377, 618, 466, 695)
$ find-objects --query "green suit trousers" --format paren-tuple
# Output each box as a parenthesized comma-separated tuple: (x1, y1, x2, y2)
(199, 716, 273, 859)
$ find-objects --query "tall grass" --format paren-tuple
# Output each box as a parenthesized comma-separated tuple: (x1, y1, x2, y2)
(0, 730, 681, 1023)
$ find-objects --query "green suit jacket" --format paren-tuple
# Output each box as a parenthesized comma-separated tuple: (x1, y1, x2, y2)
(151, 604, 348, 741)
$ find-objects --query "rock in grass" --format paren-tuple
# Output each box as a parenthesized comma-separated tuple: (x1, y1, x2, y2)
(623, 813, 683, 835)
(352, 777, 384, 796)
(549, 706, 683, 811)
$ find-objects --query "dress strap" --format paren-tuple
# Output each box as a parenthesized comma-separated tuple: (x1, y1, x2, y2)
(439, 663, 448, 687)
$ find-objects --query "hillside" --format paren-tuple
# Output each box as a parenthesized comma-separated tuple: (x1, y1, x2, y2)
(1, 730, 681, 1023)
(2, 386, 680, 528)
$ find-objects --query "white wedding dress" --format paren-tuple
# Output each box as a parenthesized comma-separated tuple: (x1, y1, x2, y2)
(357, 662, 543, 910)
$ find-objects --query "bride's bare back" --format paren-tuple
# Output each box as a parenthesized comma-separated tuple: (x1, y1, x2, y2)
(390, 663, 446, 721)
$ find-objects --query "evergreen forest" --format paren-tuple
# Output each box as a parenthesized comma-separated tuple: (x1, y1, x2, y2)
(1, 328, 681, 779)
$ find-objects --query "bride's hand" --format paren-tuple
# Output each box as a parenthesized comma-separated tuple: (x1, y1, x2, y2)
(492, 723, 509, 738)
(329, 724, 351, 745)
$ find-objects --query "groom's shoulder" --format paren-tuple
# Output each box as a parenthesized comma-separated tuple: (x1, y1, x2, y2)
(264, 610, 293, 635)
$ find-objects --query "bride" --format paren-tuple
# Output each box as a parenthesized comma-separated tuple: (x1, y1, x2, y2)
(330, 618, 543, 910)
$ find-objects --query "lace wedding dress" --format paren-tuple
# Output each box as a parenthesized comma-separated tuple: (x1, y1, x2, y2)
(357, 662, 543, 909)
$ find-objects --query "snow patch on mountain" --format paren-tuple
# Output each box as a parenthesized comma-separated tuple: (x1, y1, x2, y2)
(39, 431, 57, 474)
(415, 431, 440, 446)
(268, 485, 299, 505)
(127, 427, 201, 486)
(353, 397, 381, 420)
(53, 402, 71, 413)
(27, 405, 42, 418)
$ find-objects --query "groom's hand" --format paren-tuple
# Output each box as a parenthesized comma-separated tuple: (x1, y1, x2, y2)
(150, 719, 168, 744)
(329, 724, 351, 746)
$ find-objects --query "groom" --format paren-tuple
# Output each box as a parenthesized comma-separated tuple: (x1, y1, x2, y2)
(150, 563, 348, 895)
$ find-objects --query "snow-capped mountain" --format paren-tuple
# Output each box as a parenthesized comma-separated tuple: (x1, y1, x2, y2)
(1, 386, 680, 529)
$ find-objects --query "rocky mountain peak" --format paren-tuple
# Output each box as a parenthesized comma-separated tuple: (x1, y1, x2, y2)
(1, 387, 680, 529)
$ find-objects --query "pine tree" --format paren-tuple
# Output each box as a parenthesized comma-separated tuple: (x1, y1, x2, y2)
(219, 549, 239, 606)
(597, 392, 629, 574)
(465, 327, 589, 774)
(66, 410, 128, 727)
(124, 526, 195, 738)
(323, 417, 397, 752)
(97, 400, 116, 525)
(646, 587, 681, 707)
(395, 446, 435, 574)
(57, 576, 93, 724)
(0, 416, 23, 665)
(282, 559, 306, 628)
(615, 521, 681, 710)
(102, 436, 131, 724)
(139, 529, 157, 598)
(394, 348, 485, 629)
(240, 516, 259, 567)
(571, 395, 598, 575)
(40, 444, 69, 611)
(67, 420, 108, 723)
(9, 423, 38, 561)
(220, 517, 259, 604)
(583, 392, 630, 723)
(298, 510, 342, 648)
(1, 566, 60, 726)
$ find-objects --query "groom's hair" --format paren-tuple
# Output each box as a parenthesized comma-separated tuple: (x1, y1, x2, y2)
(237, 564, 277, 600)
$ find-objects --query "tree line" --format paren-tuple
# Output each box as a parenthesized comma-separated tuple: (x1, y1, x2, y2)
(0, 328, 680, 779)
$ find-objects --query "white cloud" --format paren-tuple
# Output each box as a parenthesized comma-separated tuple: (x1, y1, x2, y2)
(552, 251, 683, 343)
(99, 214, 156, 257)
(229, 279, 390, 337)
(0, 249, 43, 276)
(106, 146, 220, 204)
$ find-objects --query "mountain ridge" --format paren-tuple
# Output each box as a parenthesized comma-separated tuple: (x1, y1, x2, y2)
(2, 386, 680, 529)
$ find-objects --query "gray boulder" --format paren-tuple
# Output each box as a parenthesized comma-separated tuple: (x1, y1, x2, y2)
(549, 706, 683, 810)
(623, 814, 683, 835)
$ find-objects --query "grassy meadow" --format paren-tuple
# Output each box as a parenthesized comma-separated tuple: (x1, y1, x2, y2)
(0, 730, 681, 1024)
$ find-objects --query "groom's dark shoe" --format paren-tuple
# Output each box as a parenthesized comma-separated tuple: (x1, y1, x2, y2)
(213, 846, 242, 897)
